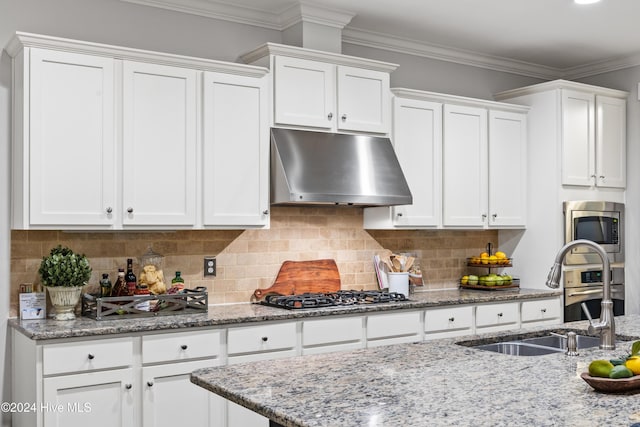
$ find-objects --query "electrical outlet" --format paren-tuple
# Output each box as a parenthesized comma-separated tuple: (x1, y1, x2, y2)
(204, 257, 216, 277)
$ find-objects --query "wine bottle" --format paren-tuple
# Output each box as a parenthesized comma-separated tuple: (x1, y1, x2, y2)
(125, 258, 137, 296)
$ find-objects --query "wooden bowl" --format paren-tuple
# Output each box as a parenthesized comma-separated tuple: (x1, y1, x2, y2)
(581, 372, 640, 393)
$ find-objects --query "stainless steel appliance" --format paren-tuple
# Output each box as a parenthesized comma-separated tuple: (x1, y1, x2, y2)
(270, 128, 412, 207)
(563, 200, 624, 265)
(562, 201, 625, 322)
(563, 267, 625, 322)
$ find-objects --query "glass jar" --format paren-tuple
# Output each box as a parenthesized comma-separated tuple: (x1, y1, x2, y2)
(138, 247, 167, 294)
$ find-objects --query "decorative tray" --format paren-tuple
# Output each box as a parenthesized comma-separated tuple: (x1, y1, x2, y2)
(580, 372, 640, 394)
(459, 282, 520, 291)
(81, 287, 208, 320)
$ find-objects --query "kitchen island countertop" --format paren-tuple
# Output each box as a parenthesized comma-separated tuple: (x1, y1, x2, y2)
(9, 287, 560, 340)
(191, 315, 640, 427)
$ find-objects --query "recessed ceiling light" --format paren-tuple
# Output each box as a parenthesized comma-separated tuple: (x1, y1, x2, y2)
(575, 0, 601, 4)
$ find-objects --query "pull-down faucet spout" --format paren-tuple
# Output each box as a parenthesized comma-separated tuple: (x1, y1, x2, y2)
(546, 239, 615, 350)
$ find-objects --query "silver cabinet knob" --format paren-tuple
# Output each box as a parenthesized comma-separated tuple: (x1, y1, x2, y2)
(127, 207, 133, 213)
(497, 312, 503, 317)
(448, 317, 455, 322)
(180, 344, 187, 350)
(147, 381, 154, 387)
(106, 207, 113, 214)
(88, 353, 95, 360)
(261, 336, 268, 342)
(492, 213, 497, 220)
(262, 209, 269, 215)
(541, 308, 547, 313)
(341, 114, 347, 121)
(482, 214, 487, 220)
(125, 384, 132, 390)
(327, 112, 333, 120)
(397, 212, 403, 217)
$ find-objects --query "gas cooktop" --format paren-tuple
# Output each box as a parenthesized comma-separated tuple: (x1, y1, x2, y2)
(260, 290, 409, 310)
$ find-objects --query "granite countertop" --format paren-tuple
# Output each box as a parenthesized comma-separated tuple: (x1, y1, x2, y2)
(9, 288, 560, 340)
(191, 315, 640, 427)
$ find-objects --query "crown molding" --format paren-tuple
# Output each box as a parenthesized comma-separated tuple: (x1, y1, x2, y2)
(121, 0, 285, 29)
(342, 27, 564, 80)
(119, 0, 640, 80)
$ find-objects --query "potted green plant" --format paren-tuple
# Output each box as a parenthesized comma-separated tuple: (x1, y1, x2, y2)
(39, 245, 92, 320)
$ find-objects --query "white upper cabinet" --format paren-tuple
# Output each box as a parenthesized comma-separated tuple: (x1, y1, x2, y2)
(496, 80, 627, 191)
(24, 49, 116, 227)
(595, 95, 626, 188)
(202, 72, 269, 227)
(241, 43, 396, 135)
(561, 90, 626, 188)
(273, 56, 335, 129)
(8, 32, 269, 230)
(391, 96, 442, 227)
(442, 104, 488, 227)
(364, 89, 528, 230)
(122, 61, 197, 227)
(488, 110, 527, 227)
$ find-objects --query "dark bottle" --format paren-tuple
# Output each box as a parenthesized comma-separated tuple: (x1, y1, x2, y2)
(99, 273, 112, 297)
(112, 268, 127, 297)
(125, 258, 137, 296)
(171, 271, 185, 291)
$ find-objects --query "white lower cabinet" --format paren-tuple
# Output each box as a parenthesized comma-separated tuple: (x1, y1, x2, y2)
(226, 322, 297, 427)
(12, 329, 223, 427)
(366, 311, 422, 347)
(521, 298, 562, 326)
(475, 302, 519, 332)
(142, 360, 223, 427)
(424, 305, 473, 339)
(43, 368, 135, 427)
(302, 316, 363, 355)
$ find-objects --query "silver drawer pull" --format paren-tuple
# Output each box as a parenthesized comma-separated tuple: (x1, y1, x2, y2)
(448, 317, 455, 322)
(87, 353, 95, 360)
(497, 312, 503, 317)
(180, 344, 188, 350)
(106, 207, 113, 214)
(147, 381, 154, 387)
(125, 384, 132, 390)
(327, 112, 333, 120)
(541, 308, 547, 313)
(127, 207, 134, 213)
(341, 114, 347, 121)
(261, 336, 268, 342)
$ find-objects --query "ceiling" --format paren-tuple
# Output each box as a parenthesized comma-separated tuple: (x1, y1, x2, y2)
(123, 0, 640, 79)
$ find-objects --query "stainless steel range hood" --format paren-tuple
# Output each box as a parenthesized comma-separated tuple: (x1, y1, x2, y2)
(270, 128, 412, 207)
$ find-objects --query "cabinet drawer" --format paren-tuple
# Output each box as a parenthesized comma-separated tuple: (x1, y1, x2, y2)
(303, 317, 362, 347)
(142, 329, 222, 364)
(521, 298, 562, 323)
(366, 311, 421, 340)
(476, 302, 519, 328)
(227, 322, 297, 356)
(43, 337, 133, 375)
(425, 306, 473, 333)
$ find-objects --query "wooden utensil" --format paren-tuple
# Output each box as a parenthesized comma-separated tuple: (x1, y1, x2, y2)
(253, 259, 341, 300)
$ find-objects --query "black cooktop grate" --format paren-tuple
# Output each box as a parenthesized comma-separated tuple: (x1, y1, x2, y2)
(260, 290, 408, 310)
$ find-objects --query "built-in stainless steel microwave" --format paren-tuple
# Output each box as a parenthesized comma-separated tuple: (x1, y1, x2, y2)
(564, 200, 624, 265)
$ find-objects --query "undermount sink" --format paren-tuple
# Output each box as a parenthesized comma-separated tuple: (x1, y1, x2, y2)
(456, 330, 603, 357)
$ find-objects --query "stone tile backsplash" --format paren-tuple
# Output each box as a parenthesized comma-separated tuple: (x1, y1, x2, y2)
(9, 207, 497, 316)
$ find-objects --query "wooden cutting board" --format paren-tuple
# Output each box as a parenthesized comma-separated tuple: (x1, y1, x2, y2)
(253, 259, 341, 300)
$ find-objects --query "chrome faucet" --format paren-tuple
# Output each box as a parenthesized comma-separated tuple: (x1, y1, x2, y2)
(545, 239, 615, 350)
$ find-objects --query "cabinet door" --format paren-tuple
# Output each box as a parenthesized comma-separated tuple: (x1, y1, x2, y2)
(142, 360, 224, 427)
(366, 311, 422, 347)
(561, 89, 595, 186)
(337, 65, 390, 134)
(302, 316, 363, 355)
(488, 110, 527, 227)
(391, 97, 442, 226)
(29, 49, 116, 226)
(442, 104, 487, 227)
(596, 95, 626, 188)
(203, 72, 269, 227)
(424, 305, 473, 339)
(521, 298, 562, 326)
(273, 56, 334, 130)
(476, 302, 519, 332)
(43, 368, 134, 427)
(122, 61, 197, 226)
